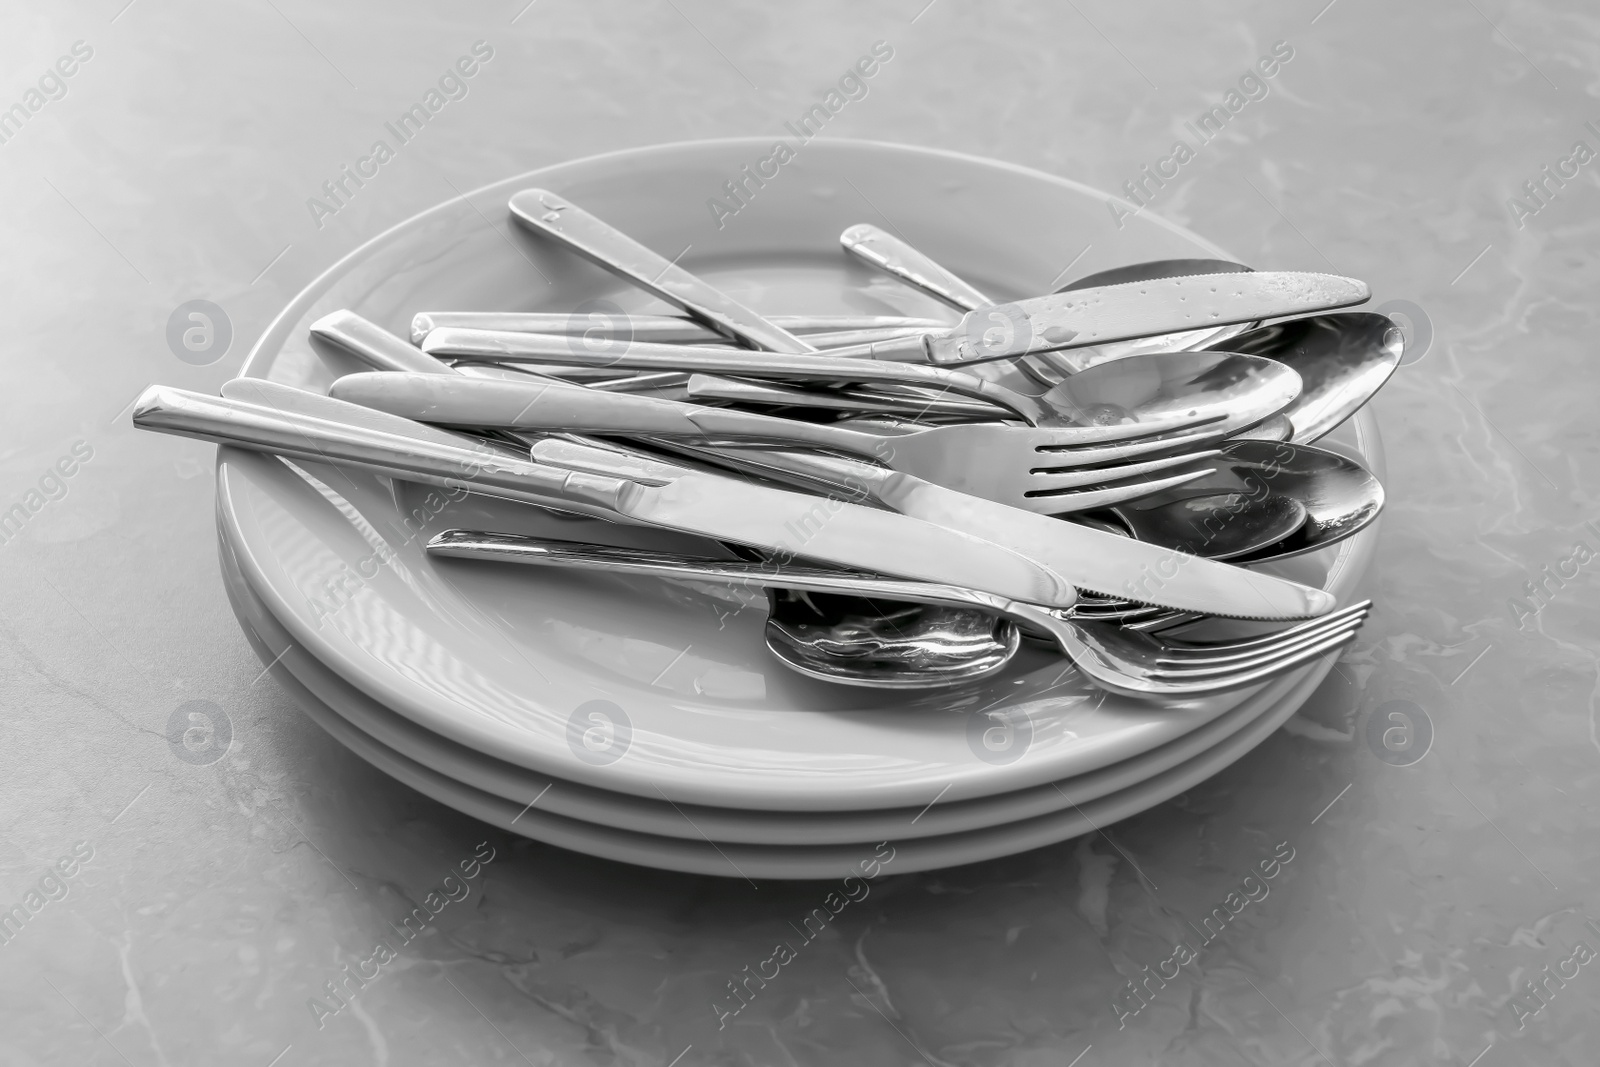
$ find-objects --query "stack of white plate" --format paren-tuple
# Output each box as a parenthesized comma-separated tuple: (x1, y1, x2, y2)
(216, 140, 1382, 879)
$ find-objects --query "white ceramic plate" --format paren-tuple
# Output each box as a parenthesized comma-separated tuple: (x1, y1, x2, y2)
(221, 138, 1381, 812)
(224, 533, 1333, 879)
(220, 518, 1327, 846)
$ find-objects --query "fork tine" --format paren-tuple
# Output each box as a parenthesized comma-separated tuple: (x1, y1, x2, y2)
(1030, 425, 1226, 467)
(1024, 454, 1222, 499)
(1154, 602, 1371, 659)
(1150, 614, 1367, 673)
(1020, 467, 1218, 514)
(1150, 629, 1361, 688)
(1152, 607, 1369, 668)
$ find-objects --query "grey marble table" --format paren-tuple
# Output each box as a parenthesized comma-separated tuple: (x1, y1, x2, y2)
(2, 1, 1597, 1063)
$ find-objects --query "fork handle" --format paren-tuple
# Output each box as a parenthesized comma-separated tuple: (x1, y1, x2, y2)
(841, 224, 991, 312)
(509, 188, 814, 354)
(328, 370, 883, 459)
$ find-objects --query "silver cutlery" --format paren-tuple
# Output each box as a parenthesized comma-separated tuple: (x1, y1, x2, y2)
(762, 269, 1371, 366)
(418, 325, 1077, 425)
(681, 374, 1013, 419)
(137, 379, 1084, 609)
(426, 531, 1369, 697)
(309, 311, 1209, 628)
(409, 310, 945, 347)
(840, 224, 1261, 377)
(1067, 441, 1385, 632)
(1111, 440, 1384, 563)
(509, 188, 1370, 367)
(1198, 312, 1405, 444)
(328, 369, 1228, 510)
(309, 310, 1341, 619)
(527, 437, 1336, 619)
(509, 188, 817, 353)
(1033, 349, 1300, 441)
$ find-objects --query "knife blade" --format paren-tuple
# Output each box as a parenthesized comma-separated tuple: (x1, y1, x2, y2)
(815, 271, 1372, 365)
(181, 380, 1081, 609)
(530, 439, 1336, 621)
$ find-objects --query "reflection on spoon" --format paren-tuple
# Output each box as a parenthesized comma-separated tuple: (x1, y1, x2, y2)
(1200, 312, 1404, 443)
(1112, 491, 1309, 561)
(1108, 440, 1384, 564)
(763, 590, 1020, 689)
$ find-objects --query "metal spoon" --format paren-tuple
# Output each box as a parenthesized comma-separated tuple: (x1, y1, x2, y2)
(763, 590, 1020, 688)
(1035, 349, 1300, 441)
(1108, 440, 1384, 564)
(1198, 312, 1405, 444)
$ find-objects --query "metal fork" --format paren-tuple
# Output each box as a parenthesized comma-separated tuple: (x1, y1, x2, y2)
(425, 531, 1369, 698)
(328, 369, 1226, 514)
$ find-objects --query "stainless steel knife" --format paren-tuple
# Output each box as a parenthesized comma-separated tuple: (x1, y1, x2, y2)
(820, 270, 1372, 365)
(530, 439, 1338, 621)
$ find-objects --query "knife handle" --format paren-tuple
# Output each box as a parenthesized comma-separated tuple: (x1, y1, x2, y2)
(508, 188, 814, 354)
(328, 371, 887, 460)
(133, 384, 636, 516)
(840, 224, 991, 312)
(310, 310, 448, 375)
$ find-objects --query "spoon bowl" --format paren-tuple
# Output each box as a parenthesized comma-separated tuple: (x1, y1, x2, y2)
(1200, 312, 1404, 443)
(1037, 350, 1301, 440)
(1111, 440, 1384, 564)
(763, 590, 1020, 689)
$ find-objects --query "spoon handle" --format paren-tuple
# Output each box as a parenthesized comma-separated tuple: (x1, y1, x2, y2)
(509, 188, 814, 354)
(841, 223, 991, 312)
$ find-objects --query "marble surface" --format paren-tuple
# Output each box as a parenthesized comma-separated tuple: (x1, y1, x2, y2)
(1, 0, 1596, 1063)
